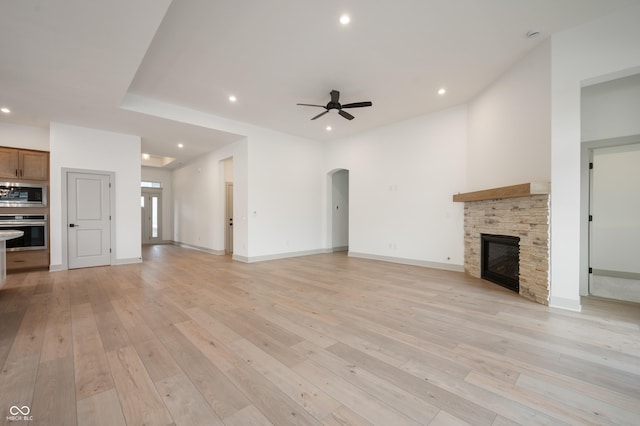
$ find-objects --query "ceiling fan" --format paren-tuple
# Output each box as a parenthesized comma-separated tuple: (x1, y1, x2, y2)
(297, 90, 372, 120)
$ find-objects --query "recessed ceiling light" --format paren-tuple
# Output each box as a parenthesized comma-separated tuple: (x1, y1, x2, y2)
(228, 95, 237, 102)
(0, 107, 10, 114)
(177, 143, 184, 148)
(142, 153, 150, 160)
(438, 88, 446, 95)
(339, 14, 350, 25)
(326, 126, 332, 131)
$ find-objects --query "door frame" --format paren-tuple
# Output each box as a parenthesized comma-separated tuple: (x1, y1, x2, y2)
(225, 182, 233, 254)
(61, 168, 116, 270)
(580, 135, 640, 295)
(326, 168, 350, 252)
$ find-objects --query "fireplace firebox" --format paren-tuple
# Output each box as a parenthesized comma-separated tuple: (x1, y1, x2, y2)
(481, 234, 520, 293)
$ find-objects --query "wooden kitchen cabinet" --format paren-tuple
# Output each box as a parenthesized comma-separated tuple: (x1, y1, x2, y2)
(0, 147, 49, 180)
(6, 250, 50, 272)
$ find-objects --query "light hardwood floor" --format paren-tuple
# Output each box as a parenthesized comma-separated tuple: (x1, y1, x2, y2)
(1, 245, 639, 425)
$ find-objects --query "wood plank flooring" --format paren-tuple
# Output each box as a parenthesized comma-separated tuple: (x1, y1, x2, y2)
(1, 244, 639, 425)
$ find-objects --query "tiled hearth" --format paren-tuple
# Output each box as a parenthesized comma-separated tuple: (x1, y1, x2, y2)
(454, 184, 550, 305)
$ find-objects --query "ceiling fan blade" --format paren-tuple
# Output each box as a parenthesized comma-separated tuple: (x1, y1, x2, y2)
(339, 110, 355, 120)
(330, 90, 340, 104)
(341, 101, 373, 108)
(297, 103, 326, 108)
(311, 110, 330, 120)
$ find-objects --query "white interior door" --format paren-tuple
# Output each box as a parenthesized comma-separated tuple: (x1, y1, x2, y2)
(68, 172, 111, 269)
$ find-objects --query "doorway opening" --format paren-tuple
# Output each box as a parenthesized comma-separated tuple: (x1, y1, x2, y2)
(588, 142, 640, 303)
(329, 169, 349, 251)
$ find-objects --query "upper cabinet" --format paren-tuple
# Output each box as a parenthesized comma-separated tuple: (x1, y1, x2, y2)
(0, 147, 49, 181)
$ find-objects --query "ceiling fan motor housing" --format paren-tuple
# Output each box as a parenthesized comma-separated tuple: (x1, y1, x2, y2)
(297, 89, 372, 120)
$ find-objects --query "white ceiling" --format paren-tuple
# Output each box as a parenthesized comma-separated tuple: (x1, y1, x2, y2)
(1, 0, 638, 168)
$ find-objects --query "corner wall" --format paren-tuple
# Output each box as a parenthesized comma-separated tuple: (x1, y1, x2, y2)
(172, 139, 248, 257)
(245, 131, 324, 260)
(49, 122, 142, 268)
(551, 4, 640, 311)
(325, 106, 467, 270)
(466, 39, 551, 191)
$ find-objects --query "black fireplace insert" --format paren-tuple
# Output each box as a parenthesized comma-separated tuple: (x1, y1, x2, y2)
(481, 234, 520, 292)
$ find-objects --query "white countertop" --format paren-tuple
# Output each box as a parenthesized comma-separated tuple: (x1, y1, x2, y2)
(0, 230, 24, 289)
(0, 230, 24, 241)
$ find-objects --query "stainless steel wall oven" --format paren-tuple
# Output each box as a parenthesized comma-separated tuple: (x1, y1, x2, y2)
(0, 214, 47, 251)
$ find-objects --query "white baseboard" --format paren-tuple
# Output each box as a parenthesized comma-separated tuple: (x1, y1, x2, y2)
(48, 257, 142, 271)
(233, 249, 326, 263)
(348, 252, 465, 273)
(549, 296, 582, 312)
(112, 257, 143, 266)
(172, 241, 226, 255)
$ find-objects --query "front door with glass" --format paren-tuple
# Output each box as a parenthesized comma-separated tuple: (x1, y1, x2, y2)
(141, 189, 162, 244)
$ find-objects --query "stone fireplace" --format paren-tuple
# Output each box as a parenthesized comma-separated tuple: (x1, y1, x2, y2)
(453, 183, 550, 305)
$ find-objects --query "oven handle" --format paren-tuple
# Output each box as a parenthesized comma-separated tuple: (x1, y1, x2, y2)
(0, 221, 47, 227)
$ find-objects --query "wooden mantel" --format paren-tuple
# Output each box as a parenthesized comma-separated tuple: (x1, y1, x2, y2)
(453, 182, 550, 202)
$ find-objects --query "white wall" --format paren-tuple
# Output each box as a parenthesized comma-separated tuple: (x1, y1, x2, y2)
(141, 166, 173, 242)
(581, 73, 640, 142)
(551, 4, 640, 311)
(172, 139, 247, 255)
(50, 122, 142, 267)
(123, 96, 324, 262)
(466, 39, 551, 191)
(0, 122, 49, 151)
(325, 106, 466, 270)
(246, 131, 324, 259)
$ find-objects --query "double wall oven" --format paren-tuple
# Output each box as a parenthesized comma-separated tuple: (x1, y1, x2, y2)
(0, 182, 48, 254)
(0, 214, 47, 251)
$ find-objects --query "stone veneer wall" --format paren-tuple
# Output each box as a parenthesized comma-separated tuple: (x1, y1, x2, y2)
(464, 194, 550, 305)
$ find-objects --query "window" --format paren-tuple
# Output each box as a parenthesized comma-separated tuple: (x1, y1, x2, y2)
(141, 181, 162, 188)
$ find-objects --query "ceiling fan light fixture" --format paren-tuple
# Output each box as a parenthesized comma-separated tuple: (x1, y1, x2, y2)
(297, 89, 372, 121)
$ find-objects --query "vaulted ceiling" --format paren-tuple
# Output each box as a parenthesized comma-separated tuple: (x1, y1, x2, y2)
(1, 0, 637, 168)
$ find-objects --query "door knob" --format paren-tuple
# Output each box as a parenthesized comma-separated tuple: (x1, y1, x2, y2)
(69, 223, 79, 227)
